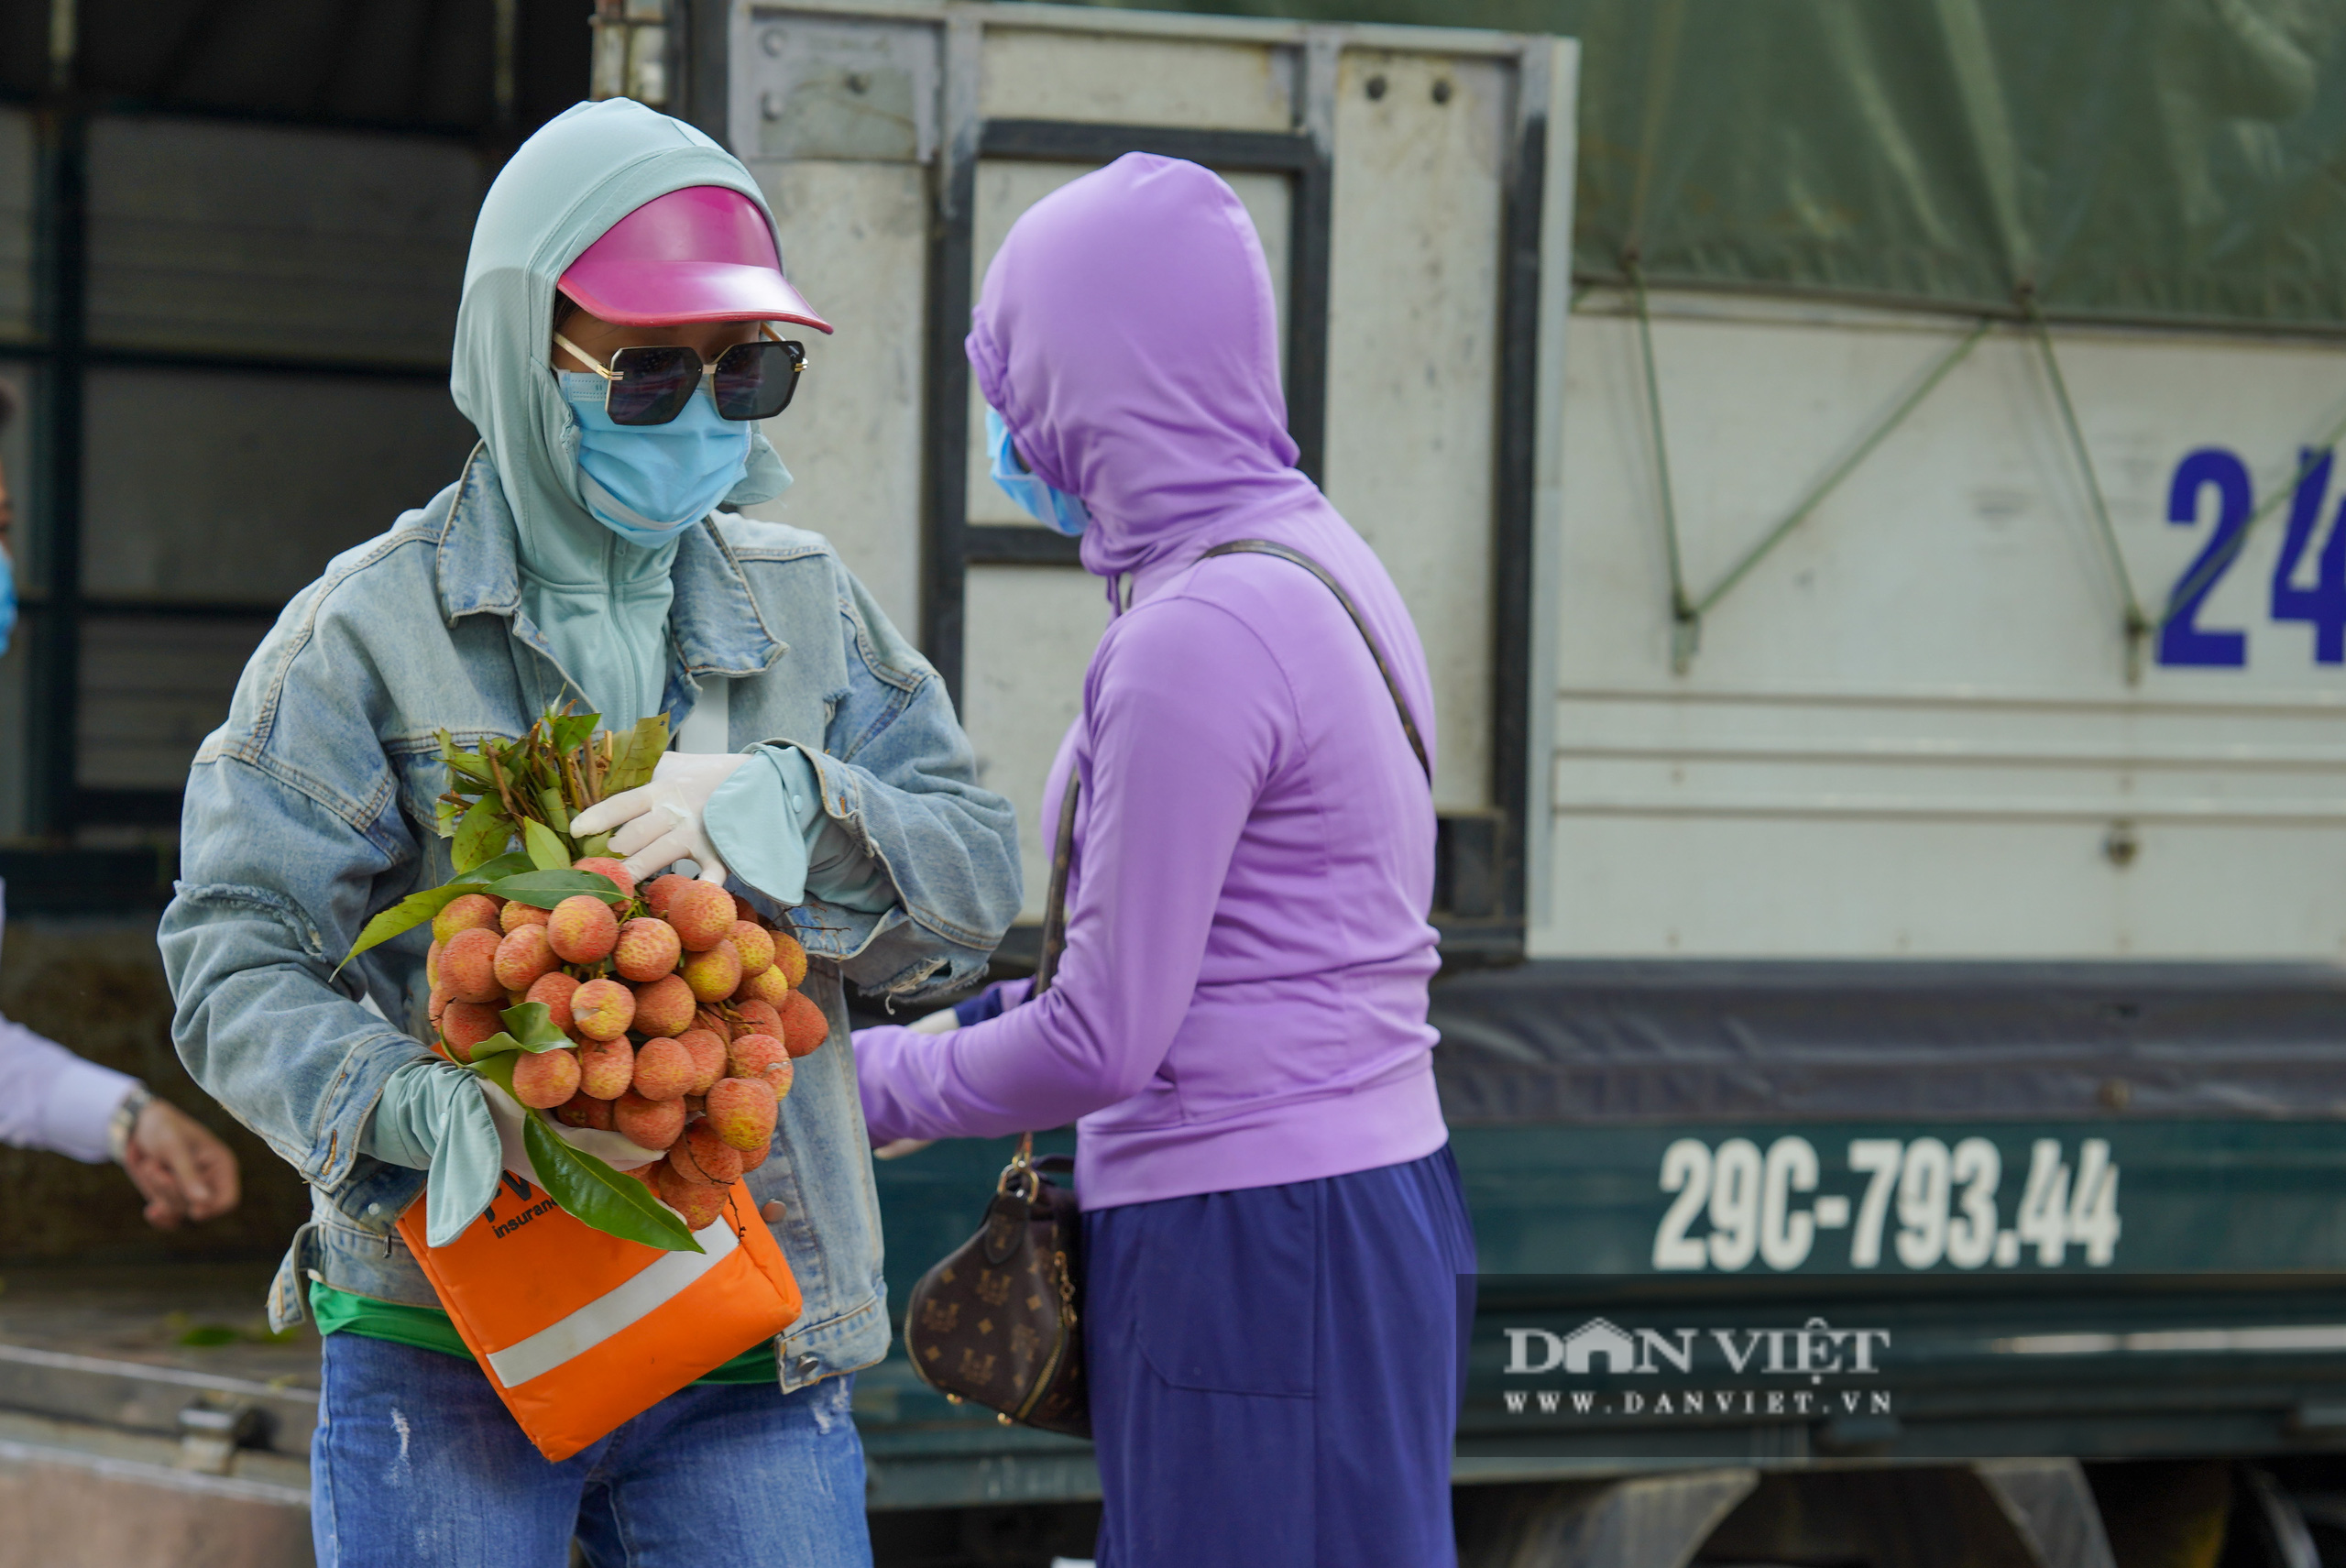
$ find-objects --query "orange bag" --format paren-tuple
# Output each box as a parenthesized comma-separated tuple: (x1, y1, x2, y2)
(399, 1172, 802, 1461)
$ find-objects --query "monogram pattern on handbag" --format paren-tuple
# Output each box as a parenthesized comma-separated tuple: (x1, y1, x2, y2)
(903, 1162, 1087, 1438)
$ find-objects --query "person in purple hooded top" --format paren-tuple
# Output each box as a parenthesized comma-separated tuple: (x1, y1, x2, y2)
(854, 153, 1476, 1566)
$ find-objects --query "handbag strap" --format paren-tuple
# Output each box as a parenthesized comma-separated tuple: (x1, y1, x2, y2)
(1200, 540, 1434, 783)
(1031, 775, 1080, 998)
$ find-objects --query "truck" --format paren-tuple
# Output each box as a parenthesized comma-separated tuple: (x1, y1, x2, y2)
(9, 3, 2346, 1564)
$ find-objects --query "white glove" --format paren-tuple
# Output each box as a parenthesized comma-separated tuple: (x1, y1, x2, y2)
(571, 751, 750, 887)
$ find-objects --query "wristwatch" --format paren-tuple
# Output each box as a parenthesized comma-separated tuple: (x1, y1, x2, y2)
(107, 1084, 153, 1164)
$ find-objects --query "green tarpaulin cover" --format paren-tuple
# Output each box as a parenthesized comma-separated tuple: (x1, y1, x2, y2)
(1090, 0, 2346, 331)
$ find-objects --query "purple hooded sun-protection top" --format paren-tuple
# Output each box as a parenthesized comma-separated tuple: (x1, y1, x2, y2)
(854, 153, 1448, 1209)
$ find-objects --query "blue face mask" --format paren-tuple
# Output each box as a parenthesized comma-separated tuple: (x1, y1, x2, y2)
(0, 546, 13, 657)
(561, 372, 754, 548)
(987, 407, 1089, 537)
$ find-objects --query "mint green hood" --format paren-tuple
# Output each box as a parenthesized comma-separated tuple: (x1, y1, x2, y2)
(450, 97, 792, 724)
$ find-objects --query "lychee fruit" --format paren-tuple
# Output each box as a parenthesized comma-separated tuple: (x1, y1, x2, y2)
(631, 1036, 695, 1101)
(668, 1122, 744, 1188)
(726, 1033, 792, 1097)
(725, 920, 775, 979)
(576, 1036, 634, 1099)
(571, 978, 636, 1041)
(525, 970, 582, 1033)
(731, 998, 783, 1038)
(511, 1047, 582, 1109)
(681, 941, 742, 1003)
(644, 872, 695, 920)
(674, 1029, 728, 1094)
(441, 927, 505, 1004)
(667, 881, 735, 951)
(439, 1002, 503, 1064)
(779, 990, 829, 1058)
(427, 981, 453, 1029)
(612, 916, 681, 982)
(770, 927, 808, 990)
(653, 1162, 729, 1229)
(499, 899, 551, 934)
(432, 894, 502, 945)
(630, 973, 696, 1038)
(706, 1077, 780, 1153)
(555, 1092, 616, 1131)
(737, 964, 792, 1008)
(731, 893, 762, 926)
(426, 938, 443, 988)
(572, 855, 637, 900)
(492, 924, 560, 991)
(547, 894, 619, 964)
(740, 1138, 770, 1174)
(611, 1089, 686, 1151)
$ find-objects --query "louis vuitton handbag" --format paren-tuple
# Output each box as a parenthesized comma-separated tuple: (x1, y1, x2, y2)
(898, 539, 1433, 1440)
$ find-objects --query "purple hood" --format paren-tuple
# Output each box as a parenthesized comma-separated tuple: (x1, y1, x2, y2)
(967, 153, 1321, 583)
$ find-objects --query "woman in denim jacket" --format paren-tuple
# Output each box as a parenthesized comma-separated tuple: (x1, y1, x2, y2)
(160, 101, 1020, 1566)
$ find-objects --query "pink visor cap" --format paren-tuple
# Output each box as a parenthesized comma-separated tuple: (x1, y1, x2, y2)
(559, 185, 833, 334)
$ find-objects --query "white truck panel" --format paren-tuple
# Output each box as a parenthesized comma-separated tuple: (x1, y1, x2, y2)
(978, 27, 1298, 132)
(743, 159, 930, 638)
(963, 565, 1107, 917)
(1534, 289, 2346, 959)
(1324, 47, 1508, 814)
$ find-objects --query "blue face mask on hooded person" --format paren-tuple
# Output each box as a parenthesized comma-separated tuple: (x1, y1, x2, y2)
(0, 545, 14, 657)
(986, 406, 1089, 537)
(560, 371, 756, 547)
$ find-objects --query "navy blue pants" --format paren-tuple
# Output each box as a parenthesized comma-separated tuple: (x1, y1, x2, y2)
(1082, 1145, 1477, 1568)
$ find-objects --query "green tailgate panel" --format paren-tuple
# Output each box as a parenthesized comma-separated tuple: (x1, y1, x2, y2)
(1458, 1120, 2346, 1277)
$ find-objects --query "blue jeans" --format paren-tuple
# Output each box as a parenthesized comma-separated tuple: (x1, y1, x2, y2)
(312, 1333, 872, 1568)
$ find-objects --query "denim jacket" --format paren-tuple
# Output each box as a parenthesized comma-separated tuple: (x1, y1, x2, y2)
(159, 449, 1021, 1388)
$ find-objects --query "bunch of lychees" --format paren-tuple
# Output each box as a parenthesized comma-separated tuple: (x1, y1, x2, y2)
(426, 862, 828, 1229)
(342, 708, 829, 1246)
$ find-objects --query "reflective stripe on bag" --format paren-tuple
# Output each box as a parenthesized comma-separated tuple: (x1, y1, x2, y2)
(399, 1176, 801, 1461)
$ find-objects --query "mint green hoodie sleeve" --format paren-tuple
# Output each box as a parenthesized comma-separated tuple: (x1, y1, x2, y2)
(706, 745, 897, 914)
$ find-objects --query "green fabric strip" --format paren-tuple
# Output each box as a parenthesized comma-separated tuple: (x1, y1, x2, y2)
(308, 1282, 779, 1386)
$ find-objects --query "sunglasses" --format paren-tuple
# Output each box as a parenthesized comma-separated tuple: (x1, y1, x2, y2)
(554, 323, 808, 427)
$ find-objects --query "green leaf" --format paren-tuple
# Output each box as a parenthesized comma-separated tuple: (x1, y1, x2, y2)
(452, 796, 510, 874)
(603, 716, 670, 795)
(495, 1001, 570, 1052)
(463, 1031, 525, 1061)
(522, 1112, 702, 1253)
(469, 1049, 521, 1095)
(335, 883, 469, 971)
(452, 850, 535, 888)
(486, 868, 625, 909)
(521, 817, 571, 872)
(577, 832, 613, 859)
(443, 751, 499, 786)
(550, 712, 597, 754)
(433, 797, 460, 839)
